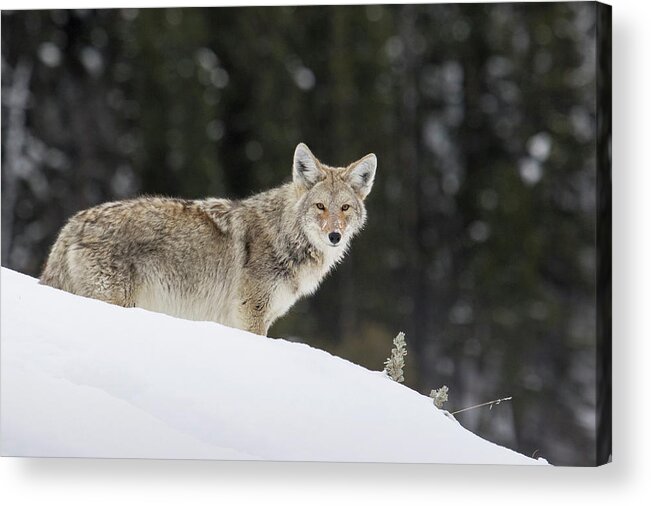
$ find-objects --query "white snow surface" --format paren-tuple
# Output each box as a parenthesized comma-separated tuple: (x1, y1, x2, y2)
(1, 268, 547, 464)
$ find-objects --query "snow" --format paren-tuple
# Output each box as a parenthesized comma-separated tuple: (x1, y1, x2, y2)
(1, 268, 548, 464)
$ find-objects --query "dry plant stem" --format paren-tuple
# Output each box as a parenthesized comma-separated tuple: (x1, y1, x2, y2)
(450, 396, 513, 416)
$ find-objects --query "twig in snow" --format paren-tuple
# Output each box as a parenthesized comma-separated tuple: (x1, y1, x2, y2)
(450, 396, 512, 416)
(429, 385, 449, 408)
(383, 332, 407, 383)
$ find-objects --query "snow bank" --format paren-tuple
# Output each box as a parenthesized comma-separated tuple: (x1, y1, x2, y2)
(1, 268, 547, 464)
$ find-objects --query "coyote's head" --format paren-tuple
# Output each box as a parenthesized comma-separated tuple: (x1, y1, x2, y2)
(292, 143, 376, 251)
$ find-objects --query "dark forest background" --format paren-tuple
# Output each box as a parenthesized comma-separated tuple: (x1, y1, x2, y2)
(2, 3, 602, 465)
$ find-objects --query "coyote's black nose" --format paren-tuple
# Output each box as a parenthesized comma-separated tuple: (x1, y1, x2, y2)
(328, 232, 341, 245)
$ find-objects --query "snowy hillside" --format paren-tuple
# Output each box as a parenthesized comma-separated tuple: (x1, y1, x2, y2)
(1, 268, 547, 464)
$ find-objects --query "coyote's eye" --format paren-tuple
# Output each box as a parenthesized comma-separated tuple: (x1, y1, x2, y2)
(341, 204, 350, 211)
(316, 203, 325, 210)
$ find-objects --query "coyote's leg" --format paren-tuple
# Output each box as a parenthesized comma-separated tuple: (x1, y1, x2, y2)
(86, 268, 136, 308)
(240, 303, 269, 336)
(238, 282, 271, 336)
(67, 247, 137, 308)
(246, 319, 268, 337)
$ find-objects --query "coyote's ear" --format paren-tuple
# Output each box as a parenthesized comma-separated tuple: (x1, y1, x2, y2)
(293, 143, 325, 189)
(344, 153, 377, 200)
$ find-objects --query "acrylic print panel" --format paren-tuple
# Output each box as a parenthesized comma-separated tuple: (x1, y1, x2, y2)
(0, 2, 611, 466)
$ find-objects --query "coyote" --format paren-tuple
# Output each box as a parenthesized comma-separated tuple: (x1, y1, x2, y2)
(40, 143, 376, 336)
